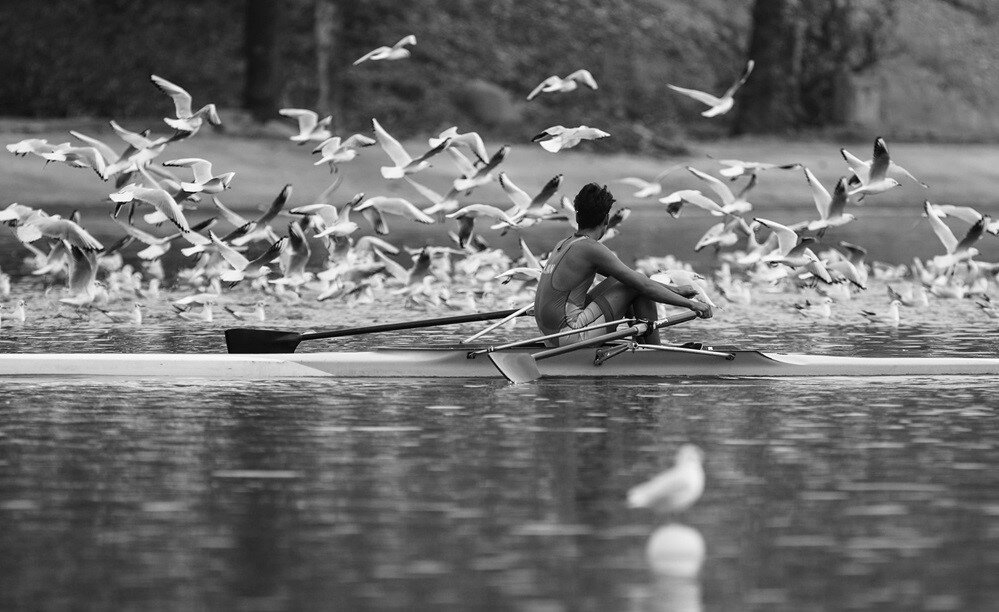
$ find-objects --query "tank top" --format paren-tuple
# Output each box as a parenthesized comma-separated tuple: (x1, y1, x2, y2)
(534, 235, 593, 334)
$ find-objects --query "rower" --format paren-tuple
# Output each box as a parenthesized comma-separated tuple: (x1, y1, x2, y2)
(533, 183, 711, 347)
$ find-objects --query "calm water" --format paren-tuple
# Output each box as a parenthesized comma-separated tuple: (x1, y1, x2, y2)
(2, 211, 999, 611)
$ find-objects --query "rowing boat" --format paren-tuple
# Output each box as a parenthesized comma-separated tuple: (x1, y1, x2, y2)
(2, 346, 999, 379)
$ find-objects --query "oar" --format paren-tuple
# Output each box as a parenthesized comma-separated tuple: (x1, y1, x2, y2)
(460, 303, 533, 344)
(225, 308, 526, 354)
(488, 310, 700, 383)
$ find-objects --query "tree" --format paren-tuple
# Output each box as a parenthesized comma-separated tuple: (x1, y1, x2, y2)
(244, 0, 283, 122)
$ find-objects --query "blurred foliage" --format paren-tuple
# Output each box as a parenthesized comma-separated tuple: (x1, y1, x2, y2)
(2, 0, 999, 143)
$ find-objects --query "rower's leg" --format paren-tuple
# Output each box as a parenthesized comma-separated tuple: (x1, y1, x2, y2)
(632, 296, 662, 344)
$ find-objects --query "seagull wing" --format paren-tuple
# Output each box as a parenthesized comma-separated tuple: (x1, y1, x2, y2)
(566, 69, 598, 90)
(803, 167, 832, 219)
(279, 108, 318, 134)
(210, 231, 250, 271)
(840, 148, 871, 184)
(150, 75, 193, 118)
(869, 137, 891, 182)
(667, 84, 723, 107)
(372, 118, 412, 166)
(923, 200, 958, 254)
(527, 76, 561, 100)
(687, 166, 735, 205)
(498, 173, 532, 211)
(723, 59, 755, 98)
(827, 177, 850, 219)
(163, 157, 213, 183)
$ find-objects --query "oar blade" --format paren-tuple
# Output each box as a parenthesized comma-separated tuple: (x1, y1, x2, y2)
(225, 328, 303, 354)
(488, 352, 542, 384)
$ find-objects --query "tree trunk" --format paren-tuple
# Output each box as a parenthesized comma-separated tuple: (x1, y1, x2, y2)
(314, 0, 336, 122)
(243, 0, 282, 122)
(732, 0, 804, 135)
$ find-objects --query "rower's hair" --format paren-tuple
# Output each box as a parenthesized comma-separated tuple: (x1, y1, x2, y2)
(575, 183, 615, 229)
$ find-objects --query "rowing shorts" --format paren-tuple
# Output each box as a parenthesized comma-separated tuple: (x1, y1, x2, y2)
(551, 289, 616, 347)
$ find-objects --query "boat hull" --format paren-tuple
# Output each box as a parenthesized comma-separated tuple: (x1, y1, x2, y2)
(1, 349, 999, 379)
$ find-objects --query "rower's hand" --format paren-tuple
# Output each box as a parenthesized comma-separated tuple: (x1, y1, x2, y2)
(673, 284, 700, 299)
(689, 301, 713, 319)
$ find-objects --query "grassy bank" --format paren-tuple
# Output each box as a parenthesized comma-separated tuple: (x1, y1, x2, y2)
(4, 126, 999, 215)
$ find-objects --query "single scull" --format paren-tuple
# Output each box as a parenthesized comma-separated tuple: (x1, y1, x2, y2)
(1, 347, 998, 379)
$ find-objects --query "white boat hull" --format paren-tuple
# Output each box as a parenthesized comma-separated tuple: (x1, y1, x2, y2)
(2, 349, 999, 379)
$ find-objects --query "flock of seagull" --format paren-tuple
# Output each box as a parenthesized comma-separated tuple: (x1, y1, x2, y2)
(1, 34, 996, 333)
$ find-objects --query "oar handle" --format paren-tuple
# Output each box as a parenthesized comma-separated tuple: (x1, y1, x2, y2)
(298, 308, 523, 341)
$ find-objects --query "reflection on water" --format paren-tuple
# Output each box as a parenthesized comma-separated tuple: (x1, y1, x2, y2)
(2, 377, 998, 611)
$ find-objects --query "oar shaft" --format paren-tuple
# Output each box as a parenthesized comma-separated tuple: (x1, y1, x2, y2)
(298, 308, 523, 341)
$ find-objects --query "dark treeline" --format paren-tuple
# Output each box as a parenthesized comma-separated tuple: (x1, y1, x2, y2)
(1, 0, 996, 145)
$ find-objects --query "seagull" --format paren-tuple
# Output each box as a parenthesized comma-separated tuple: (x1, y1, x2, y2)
(404, 177, 462, 217)
(446, 205, 521, 248)
(616, 164, 685, 198)
(452, 145, 510, 192)
(627, 444, 705, 513)
(842, 137, 903, 198)
(650, 270, 717, 308)
(658, 189, 731, 218)
(712, 158, 801, 179)
(526, 69, 598, 100)
(754, 217, 833, 283)
(531, 125, 609, 152)
(175, 301, 215, 322)
(352, 34, 416, 65)
(60, 247, 100, 305)
(150, 74, 222, 138)
(225, 301, 267, 322)
(793, 297, 833, 319)
(161, 158, 235, 195)
(8, 299, 26, 323)
(312, 133, 376, 171)
(694, 216, 754, 252)
(17, 211, 104, 251)
(279, 108, 333, 144)
(842, 137, 926, 189)
(39, 145, 109, 180)
(109, 183, 191, 232)
(428, 126, 488, 163)
(493, 172, 562, 226)
(802, 169, 855, 235)
(888, 283, 930, 308)
(372, 118, 451, 179)
(923, 203, 999, 236)
(353, 196, 435, 234)
(100, 303, 143, 325)
(667, 60, 754, 117)
(686, 166, 756, 215)
(861, 300, 901, 327)
(923, 200, 986, 268)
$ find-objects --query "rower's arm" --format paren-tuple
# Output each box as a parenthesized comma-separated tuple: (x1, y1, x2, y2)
(586, 244, 699, 309)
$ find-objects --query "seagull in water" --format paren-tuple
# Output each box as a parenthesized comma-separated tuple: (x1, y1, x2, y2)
(667, 60, 754, 117)
(353, 35, 416, 65)
(526, 69, 598, 100)
(225, 301, 266, 322)
(861, 300, 901, 327)
(627, 445, 705, 513)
